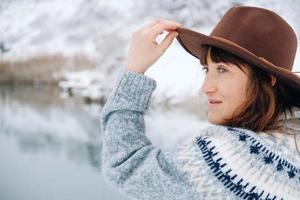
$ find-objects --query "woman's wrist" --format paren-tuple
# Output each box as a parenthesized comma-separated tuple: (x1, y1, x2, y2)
(124, 66, 146, 74)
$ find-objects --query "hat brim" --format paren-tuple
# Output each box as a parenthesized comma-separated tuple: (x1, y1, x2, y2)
(175, 27, 300, 93)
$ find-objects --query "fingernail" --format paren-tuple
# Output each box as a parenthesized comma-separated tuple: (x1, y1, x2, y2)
(174, 32, 179, 36)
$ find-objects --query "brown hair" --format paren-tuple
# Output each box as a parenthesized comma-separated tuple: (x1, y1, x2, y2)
(200, 45, 300, 153)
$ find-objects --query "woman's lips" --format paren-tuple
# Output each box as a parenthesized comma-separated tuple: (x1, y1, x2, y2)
(208, 100, 222, 107)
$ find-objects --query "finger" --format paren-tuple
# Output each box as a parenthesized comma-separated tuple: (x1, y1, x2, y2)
(141, 18, 162, 29)
(159, 31, 178, 51)
(151, 20, 182, 35)
(159, 28, 177, 35)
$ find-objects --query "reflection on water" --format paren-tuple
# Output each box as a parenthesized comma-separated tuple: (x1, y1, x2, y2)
(0, 85, 129, 200)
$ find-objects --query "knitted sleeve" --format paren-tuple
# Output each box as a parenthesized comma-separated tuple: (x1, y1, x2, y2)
(99, 68, 200, 200)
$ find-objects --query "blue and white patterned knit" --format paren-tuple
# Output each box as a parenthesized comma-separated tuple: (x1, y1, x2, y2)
(100, 68, 300, 200)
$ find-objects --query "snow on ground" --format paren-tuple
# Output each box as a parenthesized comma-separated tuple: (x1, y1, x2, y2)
(0, 0, 97, 60)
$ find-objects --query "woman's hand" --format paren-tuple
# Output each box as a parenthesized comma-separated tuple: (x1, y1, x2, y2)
(124, 19, 182, 74)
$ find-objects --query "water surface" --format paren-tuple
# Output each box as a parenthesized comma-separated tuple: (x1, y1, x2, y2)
(0, 85, 129, 200)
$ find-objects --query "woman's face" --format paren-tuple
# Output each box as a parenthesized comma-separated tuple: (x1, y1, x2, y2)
(201, 51, 250, 125)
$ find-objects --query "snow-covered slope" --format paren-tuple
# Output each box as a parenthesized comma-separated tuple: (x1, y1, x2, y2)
(0, 0, 299, 104)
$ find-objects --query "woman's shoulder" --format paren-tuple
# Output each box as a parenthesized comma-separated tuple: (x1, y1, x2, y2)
(195, 124, 300, 165)
(174, 124, 300, 199)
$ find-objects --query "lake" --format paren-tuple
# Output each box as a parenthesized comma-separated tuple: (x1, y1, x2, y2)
(0, 84, 208, 200)
(0, 85, 129, 200)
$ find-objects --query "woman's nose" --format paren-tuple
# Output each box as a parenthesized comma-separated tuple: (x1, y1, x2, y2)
(201, 75, 217, 95)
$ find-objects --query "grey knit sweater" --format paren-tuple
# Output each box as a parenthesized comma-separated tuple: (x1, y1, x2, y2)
(100, 68, 300, 200)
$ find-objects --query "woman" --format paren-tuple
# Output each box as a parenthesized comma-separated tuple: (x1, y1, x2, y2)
(100, 6, 300, 200)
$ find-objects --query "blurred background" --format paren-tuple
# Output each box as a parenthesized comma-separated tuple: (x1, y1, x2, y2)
(0, 0, 299, 200)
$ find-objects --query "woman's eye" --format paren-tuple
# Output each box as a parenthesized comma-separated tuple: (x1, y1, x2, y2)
(217, 67, 227, 73)
(202, 66, 227, 74)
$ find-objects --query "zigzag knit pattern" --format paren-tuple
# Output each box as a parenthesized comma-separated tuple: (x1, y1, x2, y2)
(175, 125, 300, 199)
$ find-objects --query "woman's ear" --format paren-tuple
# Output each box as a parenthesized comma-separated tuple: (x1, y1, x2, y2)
(271, 75, 277, 86)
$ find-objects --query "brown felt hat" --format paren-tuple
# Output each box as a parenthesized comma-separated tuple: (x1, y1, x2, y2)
(175, 6, 300, 94)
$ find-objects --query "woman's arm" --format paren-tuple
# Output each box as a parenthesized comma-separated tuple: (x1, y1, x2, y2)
(99, 19, 199, 200)
(100, 68, 199, 200)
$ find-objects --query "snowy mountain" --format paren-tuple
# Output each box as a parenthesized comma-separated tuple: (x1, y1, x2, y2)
(0, 0, 299, 106)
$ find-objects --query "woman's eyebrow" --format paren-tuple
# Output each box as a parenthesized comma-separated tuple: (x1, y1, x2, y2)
(203, 63, 230, 68)
(207, 63, 228, 68)
(218, 63, 232, 68)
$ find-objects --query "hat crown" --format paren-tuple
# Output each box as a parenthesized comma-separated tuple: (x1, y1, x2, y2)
(210, 6, 297, 70)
